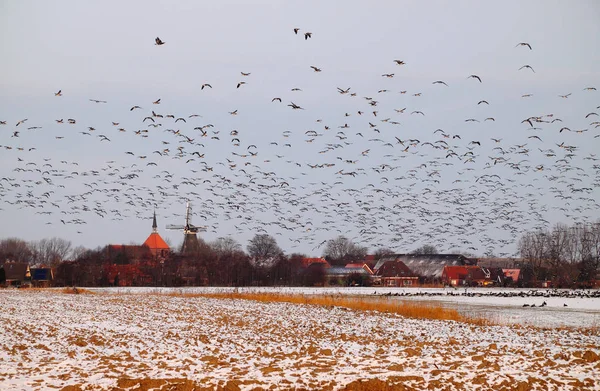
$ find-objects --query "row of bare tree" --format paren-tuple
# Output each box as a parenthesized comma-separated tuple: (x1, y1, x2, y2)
(518, 221, 600, 287)
(0, 237, 82, 267)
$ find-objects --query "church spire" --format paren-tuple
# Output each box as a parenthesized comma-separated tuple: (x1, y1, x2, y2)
(152, 209, 158, 233)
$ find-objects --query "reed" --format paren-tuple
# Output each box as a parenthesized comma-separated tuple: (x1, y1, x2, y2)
(164, 291, 495, 326)
(61, 286, 94, 294)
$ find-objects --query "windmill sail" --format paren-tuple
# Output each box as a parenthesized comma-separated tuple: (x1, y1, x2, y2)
(167, 200, 206, 254)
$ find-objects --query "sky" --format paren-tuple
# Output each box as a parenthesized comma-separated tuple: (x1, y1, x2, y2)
(1, 0, 599, 257)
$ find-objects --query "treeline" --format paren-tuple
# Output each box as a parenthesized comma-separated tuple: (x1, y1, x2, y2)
(0, 234, 369, 287)
(0, 234, 386, 287)
(4, 222, 598, 288)
(0, 237, 78, 267)
(53, 248, 320, 287)
(518, 221, 600, 287)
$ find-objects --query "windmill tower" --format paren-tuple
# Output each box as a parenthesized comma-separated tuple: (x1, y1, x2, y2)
(166, 200, 206, 255)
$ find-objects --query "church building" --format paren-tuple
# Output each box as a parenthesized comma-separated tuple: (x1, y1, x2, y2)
(143, 211, 170, 257)
(106, 211, 170, 262)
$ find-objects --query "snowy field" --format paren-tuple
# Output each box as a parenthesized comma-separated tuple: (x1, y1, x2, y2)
(1, 288, 599, 390)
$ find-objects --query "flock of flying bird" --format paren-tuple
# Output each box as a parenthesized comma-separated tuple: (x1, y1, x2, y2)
(1, 33, 599, 257)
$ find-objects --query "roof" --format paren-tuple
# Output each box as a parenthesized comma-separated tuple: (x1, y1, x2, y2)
(301, 257, 330, 268)
(345, 263, 365, 268)
(106, 244, 152, 259)
(345, 263, 374, 274)
(326, 266, 369, 276)
(443, 265, 488, 281)
(376, 260, 418, 278)
(374, 254, 472, 278)
(1, 262, 30, 280)
(143, 232, 170, 251)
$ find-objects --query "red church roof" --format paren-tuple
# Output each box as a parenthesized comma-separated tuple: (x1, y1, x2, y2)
(143, 232, 170, 252)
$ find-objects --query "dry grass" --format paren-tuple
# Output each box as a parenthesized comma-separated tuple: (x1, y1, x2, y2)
(61, 287, 95, 295)
(163, 291, 495, 326)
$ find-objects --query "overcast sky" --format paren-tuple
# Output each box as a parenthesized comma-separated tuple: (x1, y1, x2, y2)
(1, 0, 599, 257)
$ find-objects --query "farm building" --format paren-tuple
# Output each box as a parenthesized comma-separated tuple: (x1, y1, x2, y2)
(372, 259, 419, 287)
(442, 265, 492, 287)
(1, 261, 31, 287)
(30, 268, 54, 288)
(325, 264, 373, 286)
(373, 254, 475, 283)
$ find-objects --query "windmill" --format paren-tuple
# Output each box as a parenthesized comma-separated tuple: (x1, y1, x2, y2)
(166, 200, 206, 254)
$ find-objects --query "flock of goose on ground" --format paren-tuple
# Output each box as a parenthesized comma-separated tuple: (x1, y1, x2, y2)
(376, 289, 600, 299)
(1, 33, 598, 256)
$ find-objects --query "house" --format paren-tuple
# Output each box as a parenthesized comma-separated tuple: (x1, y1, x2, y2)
(345, 263, 374, 274)
(374, 254, 475, 283)
(1, 261, 31, 287)
(373, 259, 419, 287)
(362, 255, 377, 270)
(442, 265, 492, 287)
(30, 268, 54, 287)
(326, 264, 373, 286)
(301, 257, 330, 268)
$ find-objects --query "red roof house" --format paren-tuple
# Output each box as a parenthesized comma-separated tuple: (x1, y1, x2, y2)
(374, 259, 419, 287)
(442, 265, 491, 287)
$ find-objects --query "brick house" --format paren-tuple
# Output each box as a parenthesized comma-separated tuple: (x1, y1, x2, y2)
(373, 259, 419, 287)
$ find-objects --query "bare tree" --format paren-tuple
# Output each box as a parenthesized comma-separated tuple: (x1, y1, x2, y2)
(70, 246, 90, 261)
(30, 237, 73, 267)
(411, 244, 438, 254)
(374, 247, 394, 260)
(211, 237, 242, 255)
(247, 234, 282, 267)
(518, 230, 548, 276)
(519, 221, 600, 287)
(323, 236, 368, 265)
(0, 238, 33, 263)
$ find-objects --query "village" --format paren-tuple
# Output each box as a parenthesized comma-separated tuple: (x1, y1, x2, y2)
(2, 207, 598, 290)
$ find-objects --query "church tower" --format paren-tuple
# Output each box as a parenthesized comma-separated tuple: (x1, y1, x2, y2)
(143, 210, 170, 257)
